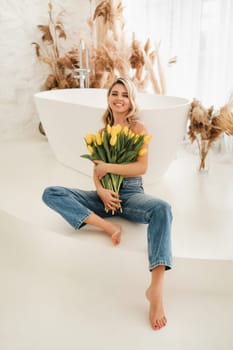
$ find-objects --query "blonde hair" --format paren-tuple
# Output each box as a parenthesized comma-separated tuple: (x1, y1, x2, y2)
(102, 77, 139, 127)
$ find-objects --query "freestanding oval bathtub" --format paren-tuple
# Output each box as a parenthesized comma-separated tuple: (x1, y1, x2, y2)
(34, 88, 190, 184)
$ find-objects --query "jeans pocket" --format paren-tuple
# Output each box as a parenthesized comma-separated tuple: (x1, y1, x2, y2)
(122, 177, 142, 187)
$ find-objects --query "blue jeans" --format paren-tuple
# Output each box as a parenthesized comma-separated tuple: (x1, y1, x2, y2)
(42, 177, 172, 271)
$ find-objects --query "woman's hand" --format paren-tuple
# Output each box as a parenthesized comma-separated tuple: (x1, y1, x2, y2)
(93, 161, 121, 213)
(97, 187, 121, 213)
(94, 160, 109, 179)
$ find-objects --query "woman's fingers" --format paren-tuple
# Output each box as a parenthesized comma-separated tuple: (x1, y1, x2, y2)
(110, 192, 121, 202)
(105, 198, 122, 210)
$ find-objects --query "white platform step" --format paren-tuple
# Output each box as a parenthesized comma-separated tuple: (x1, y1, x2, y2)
(1, 208, 233, 295)
(1, 209, 233, 350)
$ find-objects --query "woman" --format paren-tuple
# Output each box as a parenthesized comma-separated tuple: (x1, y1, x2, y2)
(42, 77, 172, 330)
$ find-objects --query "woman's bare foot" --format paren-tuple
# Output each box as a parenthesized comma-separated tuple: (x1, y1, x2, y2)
(83, 213, 121, 245)
(110, 225, 121, 245)
(146, 287, 167, 330)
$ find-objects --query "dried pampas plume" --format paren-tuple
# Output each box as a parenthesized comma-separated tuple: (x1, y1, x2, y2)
(93, 0, 124, 41)
(215, 105, 233, 136)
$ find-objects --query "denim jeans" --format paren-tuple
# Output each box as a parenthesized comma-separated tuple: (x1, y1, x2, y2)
(42, 177, 172, 271)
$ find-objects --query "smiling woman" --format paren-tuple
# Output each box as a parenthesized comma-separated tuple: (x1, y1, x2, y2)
(41, 77, 173, 330)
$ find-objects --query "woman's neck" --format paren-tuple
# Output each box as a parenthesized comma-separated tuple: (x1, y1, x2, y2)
(113, 112, 129, 126)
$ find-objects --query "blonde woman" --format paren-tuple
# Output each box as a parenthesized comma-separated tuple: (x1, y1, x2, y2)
(42, 77, 172, 330)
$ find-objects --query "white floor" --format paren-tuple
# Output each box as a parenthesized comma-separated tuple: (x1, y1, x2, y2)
(0, 130, 233, 350)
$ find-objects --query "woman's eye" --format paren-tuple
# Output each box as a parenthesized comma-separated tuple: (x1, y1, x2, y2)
(111, 92, 128, 98)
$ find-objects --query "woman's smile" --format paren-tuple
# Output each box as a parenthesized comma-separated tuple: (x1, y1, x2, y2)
(114, 101, 124, 108)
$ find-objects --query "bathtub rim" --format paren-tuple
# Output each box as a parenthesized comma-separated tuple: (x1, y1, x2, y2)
(34, 88, 191, 111)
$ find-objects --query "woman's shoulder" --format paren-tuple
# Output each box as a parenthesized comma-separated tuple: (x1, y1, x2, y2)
(130, 120, 147, 134)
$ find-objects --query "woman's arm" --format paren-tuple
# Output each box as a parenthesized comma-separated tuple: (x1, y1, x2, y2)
(93, 167, 104, 193)
(94, 152, 148, 178)
(93, 168, 121, 211)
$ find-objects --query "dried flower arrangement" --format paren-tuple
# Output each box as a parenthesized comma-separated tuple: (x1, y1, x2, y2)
(32, 0, 175, 92)
(32, 2, 79, 90)
(188, 99, 233, 171)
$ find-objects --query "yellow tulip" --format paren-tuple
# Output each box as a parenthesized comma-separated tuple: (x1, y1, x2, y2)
(87, 145, 94, 154)
(85, 133, 93, 145)
(110, 128, 117, 138)
(96, 132, 102, 145)
(134, 135, 140, 143)
(107, 124, 112, 134)
(123, 126, 129, 136)
(143, 134, 153, 144)
(138, 148, 148, 156)
(128, 130, 135, 139)
(114, 124, 122, 135)
(110, 134, 117, 146)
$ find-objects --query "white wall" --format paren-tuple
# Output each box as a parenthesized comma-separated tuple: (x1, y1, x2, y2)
(0, 0, 92, 139)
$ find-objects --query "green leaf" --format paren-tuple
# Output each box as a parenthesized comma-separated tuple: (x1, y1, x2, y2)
(95, 145, 106, 162)
(80, 154, 94, 161)
(102, 132, 112, 162)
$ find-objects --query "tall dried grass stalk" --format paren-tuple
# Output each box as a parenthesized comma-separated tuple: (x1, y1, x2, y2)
(155, 41, 166, 94)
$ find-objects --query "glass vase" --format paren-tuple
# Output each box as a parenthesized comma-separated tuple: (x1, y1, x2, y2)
(198, 140, 210, 173)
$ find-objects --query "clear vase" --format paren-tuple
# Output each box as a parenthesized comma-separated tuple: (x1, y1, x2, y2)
(198, 140, 210, 173)
(198, 153, 209, 173)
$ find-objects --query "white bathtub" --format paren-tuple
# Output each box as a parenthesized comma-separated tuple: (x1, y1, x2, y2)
(34, 88, 190, 184)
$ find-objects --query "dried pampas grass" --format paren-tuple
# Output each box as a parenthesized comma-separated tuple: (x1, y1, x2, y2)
(188, 99, 233, 171)
(88, 1, 173, 93)
(33, 1, 175, 93)
(32, 1, 79, 90)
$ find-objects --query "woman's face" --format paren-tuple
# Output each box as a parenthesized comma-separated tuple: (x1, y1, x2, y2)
(108, 83, 131, 115)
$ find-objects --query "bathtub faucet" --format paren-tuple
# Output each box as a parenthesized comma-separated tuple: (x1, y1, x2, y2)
(74, 39, 90, 88)
(74, 68, 90, 88)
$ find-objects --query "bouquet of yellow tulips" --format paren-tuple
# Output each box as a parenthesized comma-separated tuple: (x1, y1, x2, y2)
(81, 124, 152, 210)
